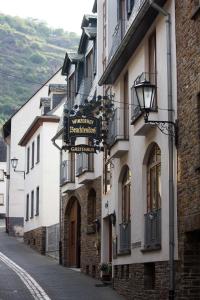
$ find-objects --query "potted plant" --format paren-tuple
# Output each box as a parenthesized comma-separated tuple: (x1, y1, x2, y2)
(99, 262, 112, 282)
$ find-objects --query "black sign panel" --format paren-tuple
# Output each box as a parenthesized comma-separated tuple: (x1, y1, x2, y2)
(68, 116, 100, 139)
(68, 144, 98, 153)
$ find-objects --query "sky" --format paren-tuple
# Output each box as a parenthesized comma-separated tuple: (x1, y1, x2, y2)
(0, 0, 95, 33)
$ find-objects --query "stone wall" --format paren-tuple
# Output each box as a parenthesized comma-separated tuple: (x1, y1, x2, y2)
(176, 1, 200, 299)
(113, 262, 171, 300)
(61, 176, 101, 279)
(24, 226, 46, 254)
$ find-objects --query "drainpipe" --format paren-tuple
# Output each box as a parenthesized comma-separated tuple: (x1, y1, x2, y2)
(149, 1, 175, 299)
(52, 139, 63, 265)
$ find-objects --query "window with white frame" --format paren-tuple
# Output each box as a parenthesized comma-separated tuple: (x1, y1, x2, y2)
(147, 144, 161, 212)
(0, 194, 4, 206)
(121, 166, 131, 223)
(31, 141, 35, 169)
(26, 194, 29, 221)
(36, 135, 40, 163)
(31, 190, 34, 218)
(26, 147, 30, 173)
(35, 186, 39, 216)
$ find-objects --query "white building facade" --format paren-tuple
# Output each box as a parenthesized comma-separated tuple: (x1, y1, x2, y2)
(97, 0, 178, 298)
(2, 70, 66, 237)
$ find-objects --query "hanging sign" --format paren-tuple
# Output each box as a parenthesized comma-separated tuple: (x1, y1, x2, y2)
(68, 116, 100, 139)
(67, 144, 98, 153)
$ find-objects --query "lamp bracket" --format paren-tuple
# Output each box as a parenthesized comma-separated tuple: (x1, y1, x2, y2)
(144, 117, 178, 146)
(14, 169, 25, 179)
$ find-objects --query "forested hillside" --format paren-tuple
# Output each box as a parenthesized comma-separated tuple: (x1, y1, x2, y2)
(0, 14, 79, 125)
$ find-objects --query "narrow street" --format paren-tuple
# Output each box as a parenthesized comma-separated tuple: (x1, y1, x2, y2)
(0, 226, 124, 300)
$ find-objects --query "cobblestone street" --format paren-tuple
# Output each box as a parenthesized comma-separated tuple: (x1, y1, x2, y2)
(0, 227, 124, 300)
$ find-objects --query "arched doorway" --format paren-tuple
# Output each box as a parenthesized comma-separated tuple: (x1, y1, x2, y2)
(65, 197, 81, 268)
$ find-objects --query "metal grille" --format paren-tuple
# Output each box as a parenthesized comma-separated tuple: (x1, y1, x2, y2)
(76, 153, 94, 176)
(60, 160, 75, 184)
(144, 209, 161, 249)
(119, 222, 131, 253)
(107, 107, 129, 146)
(46, 223, 59, 259)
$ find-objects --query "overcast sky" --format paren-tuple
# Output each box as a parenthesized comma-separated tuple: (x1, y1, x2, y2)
(0, 0, 95, 33)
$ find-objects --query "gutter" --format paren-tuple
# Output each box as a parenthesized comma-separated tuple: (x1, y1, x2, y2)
(150, 1, 175, 299)
(52, 137, 63, 265)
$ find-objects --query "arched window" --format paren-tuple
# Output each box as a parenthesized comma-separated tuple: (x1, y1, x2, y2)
(147, 144, 161, 212)
(87, 189, 96, 224)
(122, 167, 131, 223)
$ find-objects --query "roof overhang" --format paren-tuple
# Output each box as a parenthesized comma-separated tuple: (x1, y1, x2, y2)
(62, 52, 84, 76)
(99, 0, 167, 85)
(19, 115, 60, 146)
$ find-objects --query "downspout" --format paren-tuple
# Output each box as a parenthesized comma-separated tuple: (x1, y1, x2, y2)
(149, 1, 175, 299)
(52, 139, 63, 265)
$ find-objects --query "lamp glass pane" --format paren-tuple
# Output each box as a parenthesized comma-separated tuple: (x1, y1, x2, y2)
(135, 86, 145, 109)
(11, 158, 18, 169)
(144, 86, 154, 109)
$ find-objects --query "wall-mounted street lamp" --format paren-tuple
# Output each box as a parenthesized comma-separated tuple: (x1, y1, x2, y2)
(10, 157, 25, 179)
(134, 77, 177, 143)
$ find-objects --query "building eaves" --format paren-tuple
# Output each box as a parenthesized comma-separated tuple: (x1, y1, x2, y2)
(19, 115, 60, 146)
(62, 52, 84, 76)
(98, 0, 167, 85)
(2, 67, 62, 138)
(83, 27, 97, 39)
(81, 14, 97, 28)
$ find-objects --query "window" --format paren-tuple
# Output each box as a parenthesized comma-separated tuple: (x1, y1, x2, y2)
(85, 50, 94, 80)
(68, 73, 76, 109)
(87, 189, 96, 225)
(144, 263, 155, 290)
(103, 0, 107, 50)
(147, 144, 161, 212)
(123, 72, 129, 139)
(26, 194, 29, 221)
(31, 141, 35, 168)
(31, 190, 34, 218)
(104, 147, 112, 194)
(122, 166, 131, 223)
(127, 0, 134, 16)
(36, 135, 40, 163)
(35, 187, 39, 216)
(26, 147, 30, 173)
(0, 194, 4, 206)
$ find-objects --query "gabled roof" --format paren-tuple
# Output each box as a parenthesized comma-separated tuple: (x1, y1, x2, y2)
(81, 14, 97, 29)
(83, 27, 97, 39)
(19, 115, 60, 146)
(2, 67, 62, 138)
(62, 52, 84, 76)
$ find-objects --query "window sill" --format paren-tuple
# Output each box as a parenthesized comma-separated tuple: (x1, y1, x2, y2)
(25, 219, 29, 222)
(35, 213, 39, 217)
(30, 166, 34, 170)
(118, 249, 131, 256)
(30, 216, 34, 219)
(141, 244, 161, 253)
(35, 160, 40, 165)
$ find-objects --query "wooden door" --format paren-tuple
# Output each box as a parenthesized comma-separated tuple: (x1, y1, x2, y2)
(69, 200, 81, 267)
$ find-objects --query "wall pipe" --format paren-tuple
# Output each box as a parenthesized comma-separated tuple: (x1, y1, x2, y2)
(149, 1, 175, 299)
(52, 139, 63, 265)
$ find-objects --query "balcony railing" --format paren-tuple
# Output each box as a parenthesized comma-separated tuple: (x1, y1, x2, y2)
(107, 107, 129, 146)
(119, 222, 131, 254)
(108, 0, 146, 62)
(76, 153, 94, 176)
(144, 209, 161, 250)
(60, 160, 75, 185)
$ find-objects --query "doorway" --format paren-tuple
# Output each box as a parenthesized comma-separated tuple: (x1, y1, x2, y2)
(66, 198, 81, 268)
